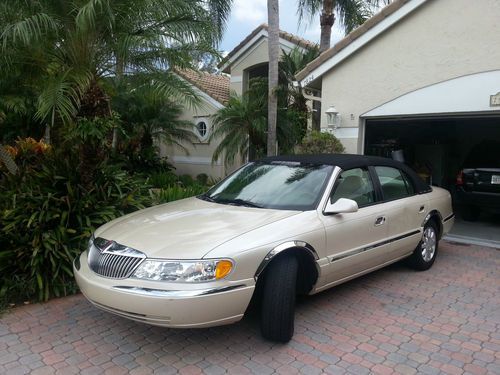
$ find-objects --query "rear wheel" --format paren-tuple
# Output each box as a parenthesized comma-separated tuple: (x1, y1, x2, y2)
(408, 221, 439, 271)
(260, 255, 298, 342)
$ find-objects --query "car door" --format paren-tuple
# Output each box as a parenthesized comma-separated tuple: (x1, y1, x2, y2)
(318, 167, 391, 287)
(372, 166, 427, 260)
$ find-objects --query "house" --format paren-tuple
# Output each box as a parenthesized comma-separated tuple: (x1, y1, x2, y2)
(162, 25, 318, 179)
(159, 69, 230, 179)
(296, 0, 500, 189)
(219, 24, 317, 97)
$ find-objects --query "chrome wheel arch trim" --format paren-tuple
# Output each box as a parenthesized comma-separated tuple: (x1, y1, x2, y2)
(421, 210, 443, 238)
(254, 240, 320, 280)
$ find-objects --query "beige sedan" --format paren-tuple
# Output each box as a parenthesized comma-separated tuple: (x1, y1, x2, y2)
(74, 154, 454, 342)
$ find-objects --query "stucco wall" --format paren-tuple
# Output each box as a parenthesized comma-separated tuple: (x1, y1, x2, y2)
(159, 98, 227, 179)
(319, 0, 500, 153)
(229, 39, 270, 95)
(229, 38, 298, 96)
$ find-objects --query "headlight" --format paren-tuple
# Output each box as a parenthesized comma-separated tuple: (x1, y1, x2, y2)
(131, 259, 234, 282)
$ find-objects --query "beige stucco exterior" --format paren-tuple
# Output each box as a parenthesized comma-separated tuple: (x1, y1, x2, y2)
(229, 39, 270, 95)
(226, 33, 309, 96)
(159, 96, 227, 179)
(314, 0, 500, 153)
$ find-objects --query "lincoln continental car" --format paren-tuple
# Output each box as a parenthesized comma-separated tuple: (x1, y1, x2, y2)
(74, 154, 454, 342)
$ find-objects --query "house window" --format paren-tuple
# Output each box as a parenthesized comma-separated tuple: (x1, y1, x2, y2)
(194, 118, 209, 141)
(196, 121, 207, 137)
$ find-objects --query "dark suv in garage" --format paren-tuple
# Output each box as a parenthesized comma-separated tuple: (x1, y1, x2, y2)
(455, 141, 500, 221)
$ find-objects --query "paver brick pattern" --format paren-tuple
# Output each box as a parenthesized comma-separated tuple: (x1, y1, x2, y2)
(1, 242, 499, 374)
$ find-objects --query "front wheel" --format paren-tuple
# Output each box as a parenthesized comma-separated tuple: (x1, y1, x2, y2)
(260, 255, 298, 342)
(408, 222, 439, 271)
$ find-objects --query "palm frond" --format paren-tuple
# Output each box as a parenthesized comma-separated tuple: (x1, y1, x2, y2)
(34, 71, 87, 125)
(75, 0, 114, 34)
(1, 13, 58, 48)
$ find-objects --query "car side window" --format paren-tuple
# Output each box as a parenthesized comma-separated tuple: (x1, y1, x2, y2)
(330, 168, 376, 207)
(375, 166, 413, 201)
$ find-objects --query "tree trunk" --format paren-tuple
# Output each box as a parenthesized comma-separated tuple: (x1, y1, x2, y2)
(267, 0, 279, 156)
(319, 0, 335, 52)
(78, 80, 110, 190)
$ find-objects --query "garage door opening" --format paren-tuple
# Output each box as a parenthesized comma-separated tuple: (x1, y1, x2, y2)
(364, 115, 500, 245)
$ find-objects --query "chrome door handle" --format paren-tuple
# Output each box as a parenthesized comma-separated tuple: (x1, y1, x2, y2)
(374, 216, 386, 226)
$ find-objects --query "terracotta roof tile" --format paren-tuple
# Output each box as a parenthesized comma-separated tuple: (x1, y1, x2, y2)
(175, 69, 230, 105)
(219, 23, 317, 70)
(296, 0, 411, 82)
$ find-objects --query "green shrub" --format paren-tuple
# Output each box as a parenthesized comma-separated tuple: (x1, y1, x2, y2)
(297, 130, 345, 154)
(150, 185, 207, 205)
(196, 173, 209, 186)
(178, 174, 194, 186)
(148, 170, 179, 188)
(0, 150, 152, 303)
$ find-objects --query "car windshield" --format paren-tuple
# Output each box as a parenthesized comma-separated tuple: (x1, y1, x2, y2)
(201, 161, 333, 210)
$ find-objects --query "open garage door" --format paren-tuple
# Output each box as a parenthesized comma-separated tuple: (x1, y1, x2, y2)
(364, 115, 500, 246)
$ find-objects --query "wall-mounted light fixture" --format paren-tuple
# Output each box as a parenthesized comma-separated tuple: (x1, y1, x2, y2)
(325, 105, 341, 129)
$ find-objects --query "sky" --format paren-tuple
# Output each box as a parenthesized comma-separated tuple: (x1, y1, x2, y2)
(219, 0, 346, 53)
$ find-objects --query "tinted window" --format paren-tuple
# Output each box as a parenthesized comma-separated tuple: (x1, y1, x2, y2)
(330, 168, 376, 207)
(375, 166, 412, 200)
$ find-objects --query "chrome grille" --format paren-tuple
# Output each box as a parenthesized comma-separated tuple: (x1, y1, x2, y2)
(88, 237, 146, 279)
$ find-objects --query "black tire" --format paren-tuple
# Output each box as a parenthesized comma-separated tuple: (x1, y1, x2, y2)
(408, 221, 439, 271)
(461, 205, 480, 221)
(260, 255, 298, 343)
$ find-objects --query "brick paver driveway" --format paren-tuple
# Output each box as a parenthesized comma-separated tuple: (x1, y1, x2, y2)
(1, 241, 499, 375)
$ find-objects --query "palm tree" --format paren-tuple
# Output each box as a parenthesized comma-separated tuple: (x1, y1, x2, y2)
(210, 80, 268, 166)
(267, 0, 280, 156)
(0, 0, 232, 185)
(297, 0, 392, 52)
(112, 84, 196, 155)
(279, 46, 320, 137)
(0, 0, 232, 140)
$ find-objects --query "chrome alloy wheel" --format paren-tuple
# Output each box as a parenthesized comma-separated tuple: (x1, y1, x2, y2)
(421, 227, 437, 262)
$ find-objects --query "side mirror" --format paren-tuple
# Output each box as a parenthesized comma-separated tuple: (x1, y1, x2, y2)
(324, 198, 359, 215)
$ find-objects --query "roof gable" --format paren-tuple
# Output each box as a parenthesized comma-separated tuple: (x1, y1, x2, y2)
(296, 0, 428, 85)
(219, 23, 317, 73)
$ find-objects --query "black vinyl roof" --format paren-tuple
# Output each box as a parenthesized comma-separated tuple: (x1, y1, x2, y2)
(260, 154, 432, 194)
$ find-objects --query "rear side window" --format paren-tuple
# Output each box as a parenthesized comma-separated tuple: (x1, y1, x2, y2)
(375, 166, 414, 200)
(330, 168, 376, 207)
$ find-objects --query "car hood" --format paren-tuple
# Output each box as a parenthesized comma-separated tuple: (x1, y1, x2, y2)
(94, 197, 300, 259)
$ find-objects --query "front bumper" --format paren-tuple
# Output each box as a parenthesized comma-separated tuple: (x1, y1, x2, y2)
(73, 252, 255, 328)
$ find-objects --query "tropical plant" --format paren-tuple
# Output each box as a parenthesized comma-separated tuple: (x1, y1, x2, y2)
(0, 0, 232, 146)
(112, 85, 196, 156)
(210, 80, 268, 166)
(297, 0, 392, 52)
(0, 149, 152, 303)
(210, 77, 305, 165)
(279, 46, 321, 138)
(298, 130, 345, 154)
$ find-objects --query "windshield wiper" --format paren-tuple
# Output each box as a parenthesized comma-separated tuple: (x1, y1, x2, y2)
(214, 198, 263, 208)
(197, 194, 215, 202)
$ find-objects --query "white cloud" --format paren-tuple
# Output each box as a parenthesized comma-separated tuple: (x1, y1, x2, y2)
(232, 0, 267, 24)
